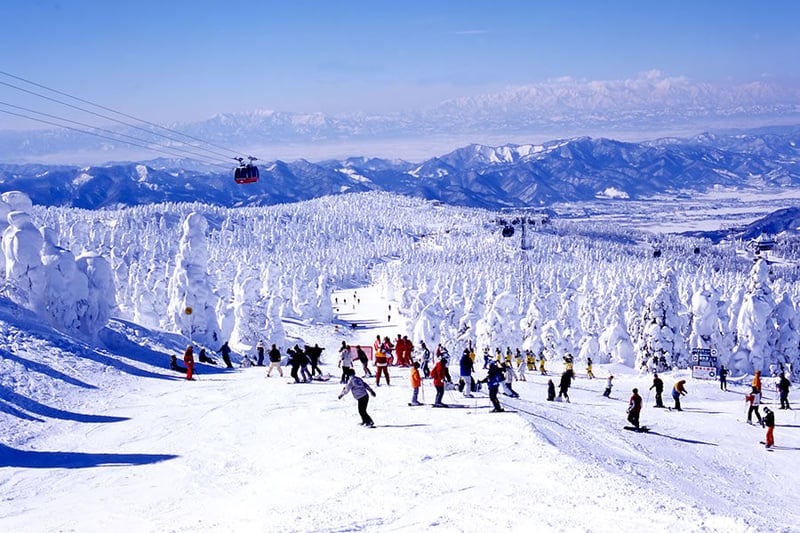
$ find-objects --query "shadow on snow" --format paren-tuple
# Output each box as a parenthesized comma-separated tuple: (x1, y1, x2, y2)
(0, 444, 178, 468)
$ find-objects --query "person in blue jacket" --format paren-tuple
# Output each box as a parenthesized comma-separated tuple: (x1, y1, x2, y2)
(480, 362, 505, 412)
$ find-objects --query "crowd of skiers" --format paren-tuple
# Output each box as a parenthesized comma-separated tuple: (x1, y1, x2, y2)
(170, 335, 791, 447)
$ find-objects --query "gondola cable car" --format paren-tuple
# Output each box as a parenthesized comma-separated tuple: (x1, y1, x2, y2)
(234, 156, 259, 184)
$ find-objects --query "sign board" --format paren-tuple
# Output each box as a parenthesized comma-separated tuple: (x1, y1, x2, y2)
(692, 365, 717, 380)
(690, 348, 717, 368)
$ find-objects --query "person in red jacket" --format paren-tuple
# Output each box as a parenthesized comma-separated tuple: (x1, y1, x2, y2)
(183, 345, 195, 381)
(402, 336, 414, 367)
(395, 334, 405, 367)
(431, 356, 448, 407)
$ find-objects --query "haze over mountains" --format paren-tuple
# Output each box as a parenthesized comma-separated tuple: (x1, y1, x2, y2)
(1, 125, 799, 211)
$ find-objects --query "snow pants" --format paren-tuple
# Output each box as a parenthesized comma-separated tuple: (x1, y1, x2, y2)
(461, 375, 473, 396)
(627, 410, 640, 428)
(766, 426, 775, 447)
(434, 385, 445, 406)
(488, 385, 502, 411)
(411, 387, 420, 404)
(185, 361, 194, 380)
(267, 361, 283, 377)
(748, 406, 762, 424)
(780, 392, 790, 409)
(357, 395, 373, 425)
(654, 391, 663, 407)
(375, 365, 390, 385)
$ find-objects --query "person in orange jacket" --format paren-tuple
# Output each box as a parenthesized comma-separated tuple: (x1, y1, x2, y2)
(183, 345, 195, 381)
(409, 362, 422, 405)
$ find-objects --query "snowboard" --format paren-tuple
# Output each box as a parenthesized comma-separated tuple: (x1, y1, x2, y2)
(623, 426, 650, 432)
(408, 402, 425, 407)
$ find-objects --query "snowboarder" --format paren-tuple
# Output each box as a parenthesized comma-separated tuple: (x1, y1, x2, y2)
(745, 387, 763, 425)
(481, 362, 505, 412)
(198, 348, 216, 365)
(267, 343, 283, 377)
(409, 361, 422, 406)
(650, 373, 664, 407)
(763, 407, 775, 448)
(183, 345, 195, 381)
(719, 364, 728, 391)
(459, 349, 475, 398)
(547, 379, 556, 401)
(256, 340, 265, 366)
(169, 354, 187, 374)
(777, 373, 791, 409)
(219, 341, 234, 369)
(296, 347, 312, 382)
(306, 344, 324, 377)
(627, 388, 643, 429)
(338, 367, 376, 427)
(603, 375, 614, 398)
(672, 380, 687, 411)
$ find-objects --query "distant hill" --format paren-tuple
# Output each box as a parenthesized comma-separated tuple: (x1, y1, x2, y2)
(1, 126, 800, 210)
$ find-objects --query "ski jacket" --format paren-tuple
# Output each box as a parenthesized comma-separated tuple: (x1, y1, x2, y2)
(268, 347, 281, 363)
(431, 361, 446, 387)
(340, 347, 353, 368)
(356, 347, 368, 363)
(183, 347, 194, 364)
(459, 353, 474, 377)
(219, 343, 231, 356)
(752, 372, 762, 392)
(485, 365, 504, 388)
(375, 351, 388, 367)
(778, 376, 791, 393)
(746, 392, 761, 406)
(628, 393, 642, 414)
(650, 377, 663, 393)
(764, 410, 775, 428)
(410, 367, 421, 388)
(339, 376, 375, 400)
(673, 380, 687, 397)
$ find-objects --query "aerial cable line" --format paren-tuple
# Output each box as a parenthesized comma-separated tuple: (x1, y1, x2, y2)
(0, 70, 249, 161)
(0, 100, 231, 166)
(0, 107, 229, 169)
(0, 78, 241, 164)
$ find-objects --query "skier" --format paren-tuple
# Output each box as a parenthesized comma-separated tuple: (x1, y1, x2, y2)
(219, 341, 234, 369)
(256, 340, 265, 366)
(777, 373, 791, 409)
(296, 347, 312, 382)
(547, 379, 556, 401)
(183, 345, 195, 381)
(763, 407, 775, 448)
(288, 346, 303, 383)
(650, 373, 664, 407)
(337, 368, 376, 427)
(483, 347, 491, 369)
(603, 375, 614, 398)
(356, 345, 372, 377)
(306, 344, 324, 377)
(745, 387, 763, 425)
(627, 388, 643, 429)
(586, 357, 595, 379)
(459, 348, 475, 398)
(374, 345, 390, 386)
(502, 363, 519, 398)
(267, 343, 283, 377)
(419, 340, 431, 379)
(752, 369, 762, 393)
(719, 364, 728, 391)
(538, 355, 547, 375)
(672, 379, 687, 411)
(517, 350, 527, 382)
(431, 355, 448, 407)
(481, 362, 505, 412)
(339, 342, 354, 384)
(558, 369, 573, 402)
(409, 361, 422, 406)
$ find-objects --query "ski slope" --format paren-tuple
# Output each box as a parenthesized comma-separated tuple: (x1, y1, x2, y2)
(1, 285, 798, 533)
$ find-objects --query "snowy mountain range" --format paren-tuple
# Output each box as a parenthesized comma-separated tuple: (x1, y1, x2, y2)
(2, 125, 800, 210)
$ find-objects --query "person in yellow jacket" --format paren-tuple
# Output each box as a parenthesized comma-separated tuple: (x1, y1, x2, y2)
(752, 370, 762, 393)
(672, 380, 688, 411)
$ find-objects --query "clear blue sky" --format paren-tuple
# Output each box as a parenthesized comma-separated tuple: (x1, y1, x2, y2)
(2, 0, 799, 127)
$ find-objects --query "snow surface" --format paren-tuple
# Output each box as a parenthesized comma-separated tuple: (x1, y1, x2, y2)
(3, 189, 800, 532)
(1, 282, 798, 533)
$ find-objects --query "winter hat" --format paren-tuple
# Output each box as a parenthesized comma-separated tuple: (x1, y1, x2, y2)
(633, 388, 638, 394)
(764, 407, 771, 413)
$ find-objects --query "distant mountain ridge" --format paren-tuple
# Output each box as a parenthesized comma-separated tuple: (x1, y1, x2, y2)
(2, 126, 800, 210)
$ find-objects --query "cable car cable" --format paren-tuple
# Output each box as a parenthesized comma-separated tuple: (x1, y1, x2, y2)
(0, 70, 249, 160)
(0, 107, 229, 169)
(0, 100, 229, 166)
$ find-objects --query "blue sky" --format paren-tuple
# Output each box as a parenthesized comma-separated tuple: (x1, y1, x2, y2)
(2, 0, 799, 128)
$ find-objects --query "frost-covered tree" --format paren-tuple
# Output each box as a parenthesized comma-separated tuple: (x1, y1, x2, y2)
(636, 269, 689, 370)
(167, 212, 221, 345)
(3, 211, 45, 312)
(731, 259, 777, 375)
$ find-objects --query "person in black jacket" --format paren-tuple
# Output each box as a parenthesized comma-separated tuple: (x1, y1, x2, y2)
(267, 343, 283, 377)
(778, 373, 791, 409)
(306, 344, 325, 377)
(547, 379, 556, 401)
(650, 373, 665, 408)
(558, 369, 574, 402)
(719, 365, 729, 391)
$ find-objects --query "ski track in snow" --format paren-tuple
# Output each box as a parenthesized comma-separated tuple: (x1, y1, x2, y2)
(1, 285, 799, 532)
